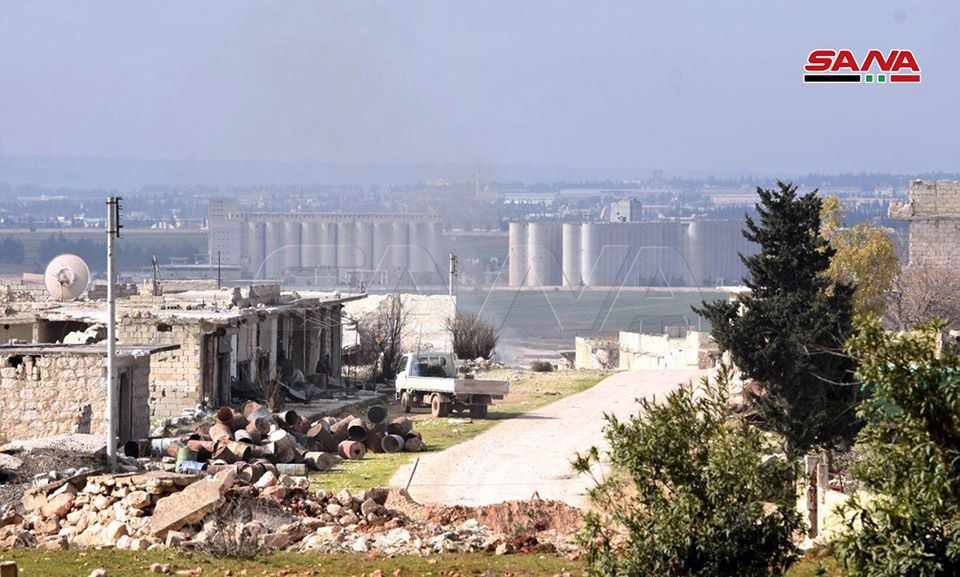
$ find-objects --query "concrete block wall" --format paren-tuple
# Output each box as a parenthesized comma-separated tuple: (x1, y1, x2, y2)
(891, 181, 960, 269)
(117, 320, 203, 419)
(0, 353, 148, 443)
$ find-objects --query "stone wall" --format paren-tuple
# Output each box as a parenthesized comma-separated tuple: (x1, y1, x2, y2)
(0, 353, 149, 444)
(890, 180, 960, 269)
(116, 320, 203, 420)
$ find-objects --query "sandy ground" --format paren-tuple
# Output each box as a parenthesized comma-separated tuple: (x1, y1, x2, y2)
(391, 368, 710, 508)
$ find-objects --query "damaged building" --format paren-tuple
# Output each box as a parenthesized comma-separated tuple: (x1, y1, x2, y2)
(0, 282, 365, 421)
(0, 343, 176, 444)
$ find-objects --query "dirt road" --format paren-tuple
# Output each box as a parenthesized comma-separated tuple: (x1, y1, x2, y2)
(391, 368, 709, 508)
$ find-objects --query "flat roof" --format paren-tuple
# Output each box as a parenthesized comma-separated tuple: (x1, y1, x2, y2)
(0, 343, 179, 357)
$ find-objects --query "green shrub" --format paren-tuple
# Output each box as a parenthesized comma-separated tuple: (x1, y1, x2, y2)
(833, 318, 960, 577)
(574, 365, 801, 577)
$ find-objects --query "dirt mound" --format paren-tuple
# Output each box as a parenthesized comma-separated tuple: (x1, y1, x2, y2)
(384, 488, 582, 536)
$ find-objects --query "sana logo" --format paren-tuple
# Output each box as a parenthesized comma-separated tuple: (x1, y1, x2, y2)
(804, 49, 920, 83)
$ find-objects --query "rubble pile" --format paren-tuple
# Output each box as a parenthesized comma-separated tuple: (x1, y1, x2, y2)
(127, 402, 425, 475)
(0, 467, 575, 556)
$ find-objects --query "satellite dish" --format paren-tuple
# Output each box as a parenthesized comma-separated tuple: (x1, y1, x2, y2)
(44, 254, 91, 301)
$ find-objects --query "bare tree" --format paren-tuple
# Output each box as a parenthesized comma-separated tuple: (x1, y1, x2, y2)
(357, 294, 410, 382)
(446, 311, 499, 360)
(885, 264, 960, 331)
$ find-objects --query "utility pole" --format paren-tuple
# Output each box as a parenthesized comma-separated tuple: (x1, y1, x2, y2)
(106, 196, 122, 473)
(448, 253, 458, 299)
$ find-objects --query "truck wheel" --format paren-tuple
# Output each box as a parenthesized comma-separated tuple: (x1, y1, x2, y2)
(400, 391, 412, 413)
(469, 404, 488, 419)
(431, 395, 452, 418)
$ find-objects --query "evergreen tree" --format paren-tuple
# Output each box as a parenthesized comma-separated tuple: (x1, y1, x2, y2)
(695, 182, 861, 458)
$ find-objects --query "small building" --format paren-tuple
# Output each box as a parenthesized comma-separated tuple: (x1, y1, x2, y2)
(573, 327, 719, 370)
(0, 343, 176, 444)
(618, 327, 719, 370)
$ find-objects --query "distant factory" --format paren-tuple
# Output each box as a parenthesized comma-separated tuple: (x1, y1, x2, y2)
(209, 199, 444, 285)
(508, 201, 753, 288)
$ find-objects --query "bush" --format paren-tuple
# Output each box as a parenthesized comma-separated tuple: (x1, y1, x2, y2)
(833, 318, 960, 577)
(447, 311, 499, 360)
(529, 360, 554, 372)
(574, 365, 801, 577)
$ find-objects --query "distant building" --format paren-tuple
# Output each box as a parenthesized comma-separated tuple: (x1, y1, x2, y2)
(508, 215, 753, 288)
(889, 180, 960, 269)
(207, 200, 445, 286)
(609, 198, 642, 222)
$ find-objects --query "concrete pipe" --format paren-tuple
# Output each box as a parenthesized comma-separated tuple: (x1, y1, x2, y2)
(216, 406, 234, 424)
(381, 434, 405, 454)
(387, 417, 412, 436)
(274, 410, 301, 429)
(150, 438, 184, 459)
(304, 451, 337, 471)
(338, 440, 366, 460)
(224, 440, 252, 461)
(276, 463, 308, 476)
(403, 430, 422, 441)
(347, 418, 369, 441)
(185, 440, 215, 461)
(238, 462, 266, 484)
(366, 424, 386, 453)
(210, 423, 233, 444)
(367, 405, 388, 424)
(403, 437, 425, 452)
(306, 423, 334, 452)
(229, 414, 249, 432)
(213, 444, 239, 464)
(247, 417, 271, 436)
(268, 430, 297, 463)
(123, 439, 149, 458)
(330, 416, 353, 442)
(242, 401, 270, 420)
(233, 429, 253, 444)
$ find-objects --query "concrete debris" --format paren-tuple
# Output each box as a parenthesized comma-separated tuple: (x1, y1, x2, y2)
(0, 462, 575, 556)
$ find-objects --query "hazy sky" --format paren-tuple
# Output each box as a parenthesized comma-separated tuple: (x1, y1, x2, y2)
(1, 1, 958, 175)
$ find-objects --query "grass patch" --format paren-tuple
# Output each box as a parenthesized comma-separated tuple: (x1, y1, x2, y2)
(311, 369, 609, 494)
(2, 548, 839, 576)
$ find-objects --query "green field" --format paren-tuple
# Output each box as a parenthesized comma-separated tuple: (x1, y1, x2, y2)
(457, 288, 726, 354)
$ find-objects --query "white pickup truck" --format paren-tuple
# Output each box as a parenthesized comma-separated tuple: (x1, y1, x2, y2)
(394, 352, 509, 419)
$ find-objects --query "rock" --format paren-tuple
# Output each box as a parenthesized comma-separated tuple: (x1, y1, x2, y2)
(260, 485, 286, 501)
(116, 535, 132, 550)
(165, 530, 185, 548)
(325, 503, 343, 517)
(360, 498, 379, 517)
(339, 513, 358, 526)
(105, 520, 129, 540)
(92, 495, 115, 511)
(89, 569, 107, 577)
(495, 542, 510, 556)
(335, 489, 352, 507)
(149, 563, 171, 574)
(262, 532, 290, 549)
(146, 469, 235, 536)
(41, 492, 75, 520)
(124, 490, 151, 510)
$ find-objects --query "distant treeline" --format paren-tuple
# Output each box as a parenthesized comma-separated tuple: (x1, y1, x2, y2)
(0, 234, 201, 272)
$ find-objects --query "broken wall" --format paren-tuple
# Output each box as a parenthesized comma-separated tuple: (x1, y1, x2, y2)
(0, 353, 149, 444)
